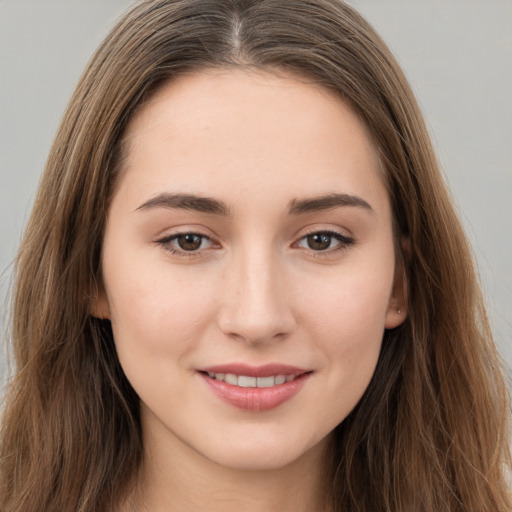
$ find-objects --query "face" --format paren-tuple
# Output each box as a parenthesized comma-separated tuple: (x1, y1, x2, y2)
(94, 69, 406, 472)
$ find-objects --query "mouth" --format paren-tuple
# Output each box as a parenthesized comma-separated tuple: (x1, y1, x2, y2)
(197, 364, 312, 411)
(201, 371, 300, 388)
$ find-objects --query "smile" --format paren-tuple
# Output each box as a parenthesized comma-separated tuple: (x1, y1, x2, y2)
(198, 364, 312, 411)
(206, 372, 297, 388)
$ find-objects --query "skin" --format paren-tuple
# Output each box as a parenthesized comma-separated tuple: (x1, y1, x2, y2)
(93, 68, 407, 512)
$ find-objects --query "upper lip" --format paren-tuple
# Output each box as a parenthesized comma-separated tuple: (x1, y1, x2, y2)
(198, 363, 310, 378)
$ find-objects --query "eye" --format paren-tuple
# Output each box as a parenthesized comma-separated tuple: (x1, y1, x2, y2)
(174, 233, 206, 251)
(296, 230, 354, 253)
(156, 232, 215, 256)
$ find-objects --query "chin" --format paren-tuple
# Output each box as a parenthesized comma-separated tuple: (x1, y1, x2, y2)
(200, 431, 332, 473)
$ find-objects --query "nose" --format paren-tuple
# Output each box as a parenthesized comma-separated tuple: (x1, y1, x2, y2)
(217, 247, 296, 345)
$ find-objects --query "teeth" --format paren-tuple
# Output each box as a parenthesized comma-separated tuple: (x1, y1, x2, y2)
(275, 375, 286, 385)
(224, 373, 238, 385)
(238, 375, 257, 387)
(256, 376, 275, 388)
(207, 372, 296, 387)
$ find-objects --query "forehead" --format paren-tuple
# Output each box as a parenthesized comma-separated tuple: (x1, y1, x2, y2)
(116, 68, 387, 215)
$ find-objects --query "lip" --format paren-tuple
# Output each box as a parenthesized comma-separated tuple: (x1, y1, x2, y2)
(197, 364, 312, 412)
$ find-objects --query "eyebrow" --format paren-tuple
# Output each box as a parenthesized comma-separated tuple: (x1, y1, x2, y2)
(135, 192, 373, 216)
(287, 193, 373, 215)
(135, 193, 231, 215)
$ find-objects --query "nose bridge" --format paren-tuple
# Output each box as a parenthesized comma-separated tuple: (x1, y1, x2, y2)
(218, 241, 295, 344)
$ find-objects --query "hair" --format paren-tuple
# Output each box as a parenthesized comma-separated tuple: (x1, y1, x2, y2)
(1, 0, 510, 510)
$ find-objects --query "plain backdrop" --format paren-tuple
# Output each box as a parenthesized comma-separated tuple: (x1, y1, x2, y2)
(1, 0, 511, 382)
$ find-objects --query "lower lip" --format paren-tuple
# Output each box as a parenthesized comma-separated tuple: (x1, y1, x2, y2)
(200, 373, 311, 411)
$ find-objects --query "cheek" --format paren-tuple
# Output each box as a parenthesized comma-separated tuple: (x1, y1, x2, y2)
(103, 254, 219, 358)
(298, 262, 393, 342)
(102, 258, 223, 408)
(294, 254, 395, 390)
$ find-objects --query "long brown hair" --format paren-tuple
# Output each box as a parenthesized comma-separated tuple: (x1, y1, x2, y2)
(1, 1, 510, 510)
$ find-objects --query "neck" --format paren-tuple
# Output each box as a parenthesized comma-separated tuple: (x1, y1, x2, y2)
(125, 421, 335, 512)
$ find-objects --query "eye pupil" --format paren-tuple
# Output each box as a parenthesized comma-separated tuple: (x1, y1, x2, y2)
(307, 233, 332, 251)
(178, 234, 202, 251)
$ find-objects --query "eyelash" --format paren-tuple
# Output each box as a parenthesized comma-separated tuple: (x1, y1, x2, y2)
(156, 232, 215, 258)
(297, 229, 355, 256)
(156, 229, 355, 258)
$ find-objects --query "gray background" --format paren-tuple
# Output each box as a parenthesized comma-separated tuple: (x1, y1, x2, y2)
(1, 0, 511, 382)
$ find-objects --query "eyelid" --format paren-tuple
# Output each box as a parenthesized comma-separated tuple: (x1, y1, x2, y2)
(293, 228, 355, 255)
(154, 227, 355, 258)
(299, 227, 353, 241)
(155, 230, 219, 257)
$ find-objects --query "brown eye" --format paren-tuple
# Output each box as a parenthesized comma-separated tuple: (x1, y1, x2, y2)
(306, 233, 333, 251)
(156, 232, 216, 257)
(296, 230, 355, 254)
(176, 234, 203, 251)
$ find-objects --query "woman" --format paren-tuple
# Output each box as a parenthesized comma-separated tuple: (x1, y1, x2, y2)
(0, 0, 510, 511)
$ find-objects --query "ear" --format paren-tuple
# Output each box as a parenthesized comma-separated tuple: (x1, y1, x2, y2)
(90, 281, 111, 320)
(385, 240, 409, 329)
